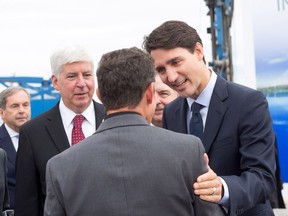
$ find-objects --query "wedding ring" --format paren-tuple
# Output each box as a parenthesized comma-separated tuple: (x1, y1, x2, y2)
(211, 187, 217, 195)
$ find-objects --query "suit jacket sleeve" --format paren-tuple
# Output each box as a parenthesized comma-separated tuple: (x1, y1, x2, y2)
(222, 90, 276, 215)
(0, 149, 9, 211)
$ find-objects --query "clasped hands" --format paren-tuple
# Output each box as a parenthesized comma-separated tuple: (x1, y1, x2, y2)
(193, 153, 223, 203)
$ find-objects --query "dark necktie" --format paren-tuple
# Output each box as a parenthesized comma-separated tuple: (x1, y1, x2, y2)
(71, 114, 85, 145)
(189, 102, 204, 138)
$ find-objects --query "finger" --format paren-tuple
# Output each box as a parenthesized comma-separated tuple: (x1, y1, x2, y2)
(203, 153, 210, 168)
(194, 177, 222, 194)
(196, 167, 217, 183)
(199, 194, 222, 203)
(196, 186, 222, 203)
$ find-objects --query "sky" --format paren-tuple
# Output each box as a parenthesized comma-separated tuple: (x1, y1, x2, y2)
(0, 0, 211, 80)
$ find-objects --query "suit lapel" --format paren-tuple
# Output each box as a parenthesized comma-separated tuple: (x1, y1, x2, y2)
(165, 97, 188, 134)
(45, 104, 70, 152)
(202, 76, 228, 153)
(93, 101, 105, 129)
(178, 99, 189, 133)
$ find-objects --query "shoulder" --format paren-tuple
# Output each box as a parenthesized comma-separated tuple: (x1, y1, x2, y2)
(215, 76, 265, 100)
(21, 103, 60, 129)
(93, 100, 105, 114)
(165, 97, 185, 112)
(152, 126, 201, 146)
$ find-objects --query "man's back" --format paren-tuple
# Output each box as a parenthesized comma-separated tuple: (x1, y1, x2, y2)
(44, 113, 223, 216)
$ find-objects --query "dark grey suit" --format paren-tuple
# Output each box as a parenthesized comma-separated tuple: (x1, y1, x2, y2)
(0, 124, 16, 209)
(163, 75, 276, 215)
(15, 100, 105, 216)
(44, 113, 224, 216)
(0, 148, 9, 212)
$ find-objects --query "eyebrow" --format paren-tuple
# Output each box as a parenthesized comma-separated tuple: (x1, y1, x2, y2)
(166, 56, 181, 65)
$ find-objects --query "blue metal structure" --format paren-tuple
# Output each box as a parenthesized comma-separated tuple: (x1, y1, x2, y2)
(0, 77, 60, 118)
(204, 0, 234, 81)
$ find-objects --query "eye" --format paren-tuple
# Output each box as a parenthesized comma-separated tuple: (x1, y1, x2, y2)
(23, 102, 30, 108)
(159, 91, 170, 98)
(11, 104, 19, 109)
(171, 59, 181, 66)
(83, 72, 93, 78)
(156, 66, 166, 74)
(67, 74, 76, 80)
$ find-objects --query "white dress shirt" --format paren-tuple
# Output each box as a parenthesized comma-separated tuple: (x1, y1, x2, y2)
(59, 99, 96, 145)
(4, 124, 19, 151)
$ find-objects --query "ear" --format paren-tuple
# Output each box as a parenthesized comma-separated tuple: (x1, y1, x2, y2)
(51, 75, 59, 91)
(96, 88, 102, 102)
(0, 108, 3, 117)
(145, 83, 154, 105)
(194, 42, 204, 61)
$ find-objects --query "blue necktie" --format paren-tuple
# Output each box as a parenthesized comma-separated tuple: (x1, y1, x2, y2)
(189, 102, 204, 138)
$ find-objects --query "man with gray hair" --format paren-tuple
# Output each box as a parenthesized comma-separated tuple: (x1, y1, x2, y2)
(0, 86, 31, 210)
(14, 45, 105, 216)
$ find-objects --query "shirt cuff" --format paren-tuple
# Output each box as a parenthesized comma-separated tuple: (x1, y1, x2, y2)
(218, 177, 230, 210)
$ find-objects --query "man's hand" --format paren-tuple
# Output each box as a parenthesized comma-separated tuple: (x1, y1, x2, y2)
(193, 153, 223, 203)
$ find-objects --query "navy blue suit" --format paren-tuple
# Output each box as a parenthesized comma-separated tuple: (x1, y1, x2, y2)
(0, 124, 16, 209)
(163, 75, 276, 216)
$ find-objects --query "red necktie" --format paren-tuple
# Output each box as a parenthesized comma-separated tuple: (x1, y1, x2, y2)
(71, 115, 85, 145)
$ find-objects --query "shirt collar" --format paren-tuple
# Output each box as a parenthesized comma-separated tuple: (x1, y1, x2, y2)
(186, 70, 217, 109)
(4, 124, 18, 138)
(59, 99, 95, 128)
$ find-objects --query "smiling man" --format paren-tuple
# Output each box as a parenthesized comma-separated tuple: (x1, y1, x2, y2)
(14, 45, 105, 216)
(143, 20, 276, 216)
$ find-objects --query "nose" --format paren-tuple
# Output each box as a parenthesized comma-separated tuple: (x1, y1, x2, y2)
(155, 93, 161, 105)
(76, 76, 86, 87)
(166, 68, 178, 84)
(18, 105, 25, 113)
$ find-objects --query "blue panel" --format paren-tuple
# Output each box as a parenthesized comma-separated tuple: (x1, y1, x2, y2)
(267, 96, 288, 182)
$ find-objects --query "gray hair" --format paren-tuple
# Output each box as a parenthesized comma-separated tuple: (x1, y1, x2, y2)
(50, 45, 94, 78)
(0, 86, 30, 109)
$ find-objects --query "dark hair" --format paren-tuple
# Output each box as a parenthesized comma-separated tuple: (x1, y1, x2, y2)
(143, 20, 203, 54)
(96, 47, 155, 111)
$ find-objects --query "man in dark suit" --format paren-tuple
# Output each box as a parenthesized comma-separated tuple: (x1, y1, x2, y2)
(15, 45, 105, 216)
(143, 20, 276, 215)
(0, 86, 31, 209)
(44, 47, 224, 216)
(0, 148, 9, 212)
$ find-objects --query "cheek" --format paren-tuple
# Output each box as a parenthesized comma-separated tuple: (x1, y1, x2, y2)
(162, 98, 173, 105)
(87, 81, 95, 91)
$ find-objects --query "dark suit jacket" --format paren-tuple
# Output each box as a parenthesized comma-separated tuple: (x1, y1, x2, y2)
(0, 124, 17, 209)
(163, 75, 276, 216)
(0, 148, 9, 212)
(15, 100, 105, 216)
(44, 113, 224, 216)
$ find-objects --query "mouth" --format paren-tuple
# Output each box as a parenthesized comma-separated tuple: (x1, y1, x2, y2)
(155, 108, 163, 112)
(173, 79, 187, 89)
(16, 117, 27, 121)
(75, 92, 87, 96)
